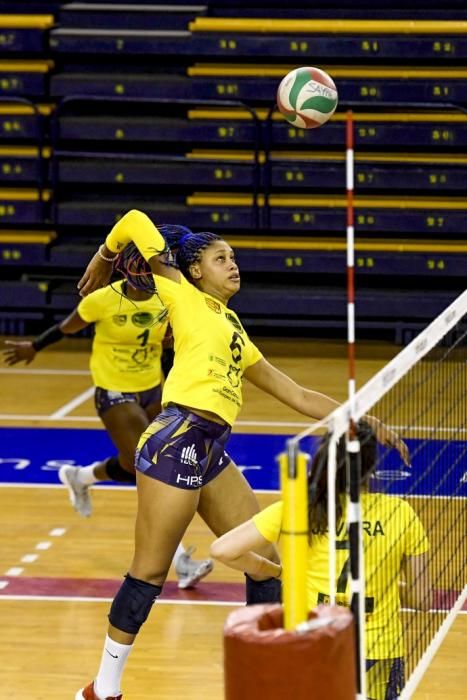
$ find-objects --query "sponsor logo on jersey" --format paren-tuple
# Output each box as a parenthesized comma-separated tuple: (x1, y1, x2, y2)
(227, 365, 241, 387)
(205, 298, 221, 314)
(112, 314, 127, 326)
(225, 312, 243, 333)
(132, 312, 154, 327)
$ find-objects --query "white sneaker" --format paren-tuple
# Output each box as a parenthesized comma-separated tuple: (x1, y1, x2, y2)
(59, 465, 92, 517)
(175, 545, 214, 589)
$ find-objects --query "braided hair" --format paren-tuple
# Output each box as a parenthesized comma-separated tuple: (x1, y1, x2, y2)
(158, 224, 221, 282)
(113, 224, 222, 292)
(307, 420, 377, 542)
(114, 242, 156, 294)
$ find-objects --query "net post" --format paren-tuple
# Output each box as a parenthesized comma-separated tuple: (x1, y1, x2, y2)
(347, 437, 367, 700)
(346, 109, 356, 405)
(327, 433, 338, 606)
(278, 441, 309, 630)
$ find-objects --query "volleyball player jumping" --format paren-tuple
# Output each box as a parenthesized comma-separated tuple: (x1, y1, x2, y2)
(73, 209, 409, 700)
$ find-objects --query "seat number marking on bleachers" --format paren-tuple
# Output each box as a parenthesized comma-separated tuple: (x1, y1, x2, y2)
(287, 128, 306, 139)
(432, 85, 451, 97)
(2, 163, 22, 176)
(290, 41, 309, 53)
(219, 39, 237, 51)
(0, 78, 22, 93)
(292, 213, 314, 224)
(360, 40, 379, 53)
(356, 257, 375, 269)
(356, 215, 375, 226)
(1, 120, 23, 135)
(214, 168, 233, 180)
(427, 259, 446, 271)
(426, 216, 445, 228)
(216, 83, 239, 96)
(284, 257, 303, 268)
(0, 33, 16, 49)
(356, 172, 375, 185)
(284, 170, 305, 182)
(432, 41, 455, 55)
(428, 174, 448, 185)
(0, 205, 15, 217)
(357, 127, 378, 139)
(210, 212, 231, 223)
(1, 248, 21, 260)
(431, 129, 453, 143)
(360, 85, 381, 98)
(217, 127, 236, 138)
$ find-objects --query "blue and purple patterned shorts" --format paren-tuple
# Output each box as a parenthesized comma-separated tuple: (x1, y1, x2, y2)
(135, 404, 231, 489)
(94, 384, 162, 417)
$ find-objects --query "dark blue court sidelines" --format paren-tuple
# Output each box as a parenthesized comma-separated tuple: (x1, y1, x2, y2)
(0, 427, 465, 497)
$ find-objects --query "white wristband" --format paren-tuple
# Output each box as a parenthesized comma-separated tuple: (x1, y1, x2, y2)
(98, 244, 118, 263)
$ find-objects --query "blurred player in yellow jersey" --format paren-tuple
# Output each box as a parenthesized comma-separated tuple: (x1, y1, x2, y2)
(211, 421, 431, 700)
(3, 252, 213, 590)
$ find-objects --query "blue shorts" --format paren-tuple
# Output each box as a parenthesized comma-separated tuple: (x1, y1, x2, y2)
(366, 658, 405, 700)
(135, 404, 231, 490)
(94, 384, 162, 417)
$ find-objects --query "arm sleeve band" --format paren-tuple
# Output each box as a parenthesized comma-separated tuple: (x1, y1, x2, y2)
(105, 209, 167, 262)
(32, 324, 65, 351)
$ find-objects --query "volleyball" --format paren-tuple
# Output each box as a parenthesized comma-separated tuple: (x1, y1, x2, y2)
(276, 66, 338, 129)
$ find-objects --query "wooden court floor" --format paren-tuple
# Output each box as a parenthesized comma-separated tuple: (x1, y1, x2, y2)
(0, 336, 465, 699)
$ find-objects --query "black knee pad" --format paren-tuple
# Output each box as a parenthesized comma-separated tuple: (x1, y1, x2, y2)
(106, 456, 136, 484)
(109, 574, 162, 634)
(245, 574, 282, 605)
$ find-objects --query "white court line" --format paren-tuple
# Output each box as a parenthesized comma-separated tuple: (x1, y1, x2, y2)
(399, 585, 467, 700)
(0, 414, 99, 422)
(0, 482, 282, 494)
(49, 386, 95, 419)
(0, 368, 90, 375)
(0, 594, 465, 612)
(0, 413, 311, 427)
(0, 413, 465, 434)
(0, 594, 243, 607)
(1, 482, 463, 498)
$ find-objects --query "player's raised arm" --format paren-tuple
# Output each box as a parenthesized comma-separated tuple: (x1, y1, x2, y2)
(77, 209, 179, 297)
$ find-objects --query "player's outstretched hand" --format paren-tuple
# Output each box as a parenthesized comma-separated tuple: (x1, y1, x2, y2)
(3, 340, 36, 365)
(77, 249, 113, 297)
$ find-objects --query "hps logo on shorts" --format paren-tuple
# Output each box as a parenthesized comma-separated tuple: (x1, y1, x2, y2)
(177, 444, 202, 487)
(180, 443, 198, 466)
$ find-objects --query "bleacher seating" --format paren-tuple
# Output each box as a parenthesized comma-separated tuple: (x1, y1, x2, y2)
(0, 0, 466, 340)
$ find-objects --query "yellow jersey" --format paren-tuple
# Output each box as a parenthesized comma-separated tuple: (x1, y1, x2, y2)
(77, 280, 168, 391)
(155, 274, 262, 426)
(253, 493, 429, 659)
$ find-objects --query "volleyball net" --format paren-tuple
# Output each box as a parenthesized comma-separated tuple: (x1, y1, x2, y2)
(280, 289, 467, 699)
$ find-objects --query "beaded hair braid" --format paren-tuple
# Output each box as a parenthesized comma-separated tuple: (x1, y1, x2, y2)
(115, 225, 222, 290)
